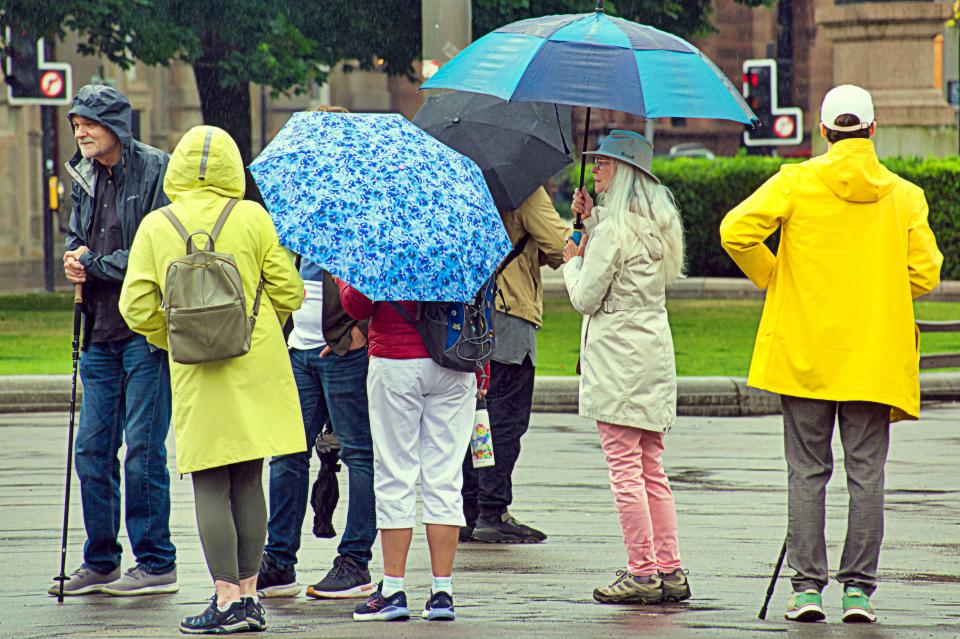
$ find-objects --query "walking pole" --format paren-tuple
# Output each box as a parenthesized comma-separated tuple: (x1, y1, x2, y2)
(56, 283, 83, 603)
(758, 540, 787, 620)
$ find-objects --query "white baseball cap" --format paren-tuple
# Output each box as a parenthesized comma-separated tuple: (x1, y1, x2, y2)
(820, 84, 875, 132)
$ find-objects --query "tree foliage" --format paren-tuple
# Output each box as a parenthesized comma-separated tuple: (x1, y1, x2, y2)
(1, 0, 770, 171)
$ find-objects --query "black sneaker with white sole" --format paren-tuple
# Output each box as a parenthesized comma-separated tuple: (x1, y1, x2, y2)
(244, 596, 267, 631)
(306, 555, 375, 599)
(256, 553, 300, 598)
(180, 596, 249, 634)
(472, 512, 547, 544)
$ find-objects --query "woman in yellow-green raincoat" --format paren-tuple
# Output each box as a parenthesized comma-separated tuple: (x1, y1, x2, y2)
(120, 125, 304, 633)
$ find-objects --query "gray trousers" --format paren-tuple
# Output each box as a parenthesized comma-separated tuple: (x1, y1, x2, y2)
(781, 395, 890, 595)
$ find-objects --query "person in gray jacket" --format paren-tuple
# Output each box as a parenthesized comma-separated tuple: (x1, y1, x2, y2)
(49, 84, 176, 597)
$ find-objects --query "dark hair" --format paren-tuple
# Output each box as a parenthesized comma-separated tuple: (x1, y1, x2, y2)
(824, 113, 872, 144)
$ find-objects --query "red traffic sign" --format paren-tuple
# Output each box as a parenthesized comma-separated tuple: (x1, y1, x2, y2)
(39, 70, 66, 99)
(773, 114, 797, 139)
(4, 28, 73, 106)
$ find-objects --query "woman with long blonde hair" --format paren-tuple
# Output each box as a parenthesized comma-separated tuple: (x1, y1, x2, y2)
(562, 130, 689, 605)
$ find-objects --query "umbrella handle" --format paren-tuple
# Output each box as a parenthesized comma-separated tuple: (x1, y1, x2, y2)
(575, 107, 592, 233)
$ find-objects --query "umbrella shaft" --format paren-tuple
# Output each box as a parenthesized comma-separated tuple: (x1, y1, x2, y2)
(575, 107, 592, 231)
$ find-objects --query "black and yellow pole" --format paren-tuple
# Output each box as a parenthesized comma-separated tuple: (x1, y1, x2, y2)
(572, 0, 604, 244)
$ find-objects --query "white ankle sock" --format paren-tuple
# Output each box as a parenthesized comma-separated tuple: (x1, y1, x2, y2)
(432, 575, 453, 596)
(381, 575, 405, 597)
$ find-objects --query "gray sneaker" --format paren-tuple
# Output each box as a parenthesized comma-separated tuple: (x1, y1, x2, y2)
(48, 565, 121, 596)
(101, 564, 179, 596)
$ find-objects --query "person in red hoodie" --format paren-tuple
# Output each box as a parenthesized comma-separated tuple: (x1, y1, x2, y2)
(337, 281, 488, 623)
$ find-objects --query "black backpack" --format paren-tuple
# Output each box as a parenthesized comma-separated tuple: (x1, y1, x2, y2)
(390, 234, 530, 373)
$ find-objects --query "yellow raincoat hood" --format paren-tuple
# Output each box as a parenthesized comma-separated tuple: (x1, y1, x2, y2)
(720, 138, 942, 421)
(163, 125, 245, 201)
(809, 139, 896, 204)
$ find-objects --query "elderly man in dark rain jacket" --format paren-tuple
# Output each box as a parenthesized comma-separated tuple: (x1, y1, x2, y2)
(48, 84, 177, 597)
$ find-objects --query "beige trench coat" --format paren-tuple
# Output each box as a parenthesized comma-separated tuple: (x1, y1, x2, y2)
(562, 206, 677, 432)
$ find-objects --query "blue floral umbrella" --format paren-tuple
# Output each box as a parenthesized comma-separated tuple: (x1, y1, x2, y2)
(250, 112, 511, 302)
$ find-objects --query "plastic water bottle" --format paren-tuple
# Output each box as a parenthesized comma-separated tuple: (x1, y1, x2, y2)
(470, 401, 495, 468)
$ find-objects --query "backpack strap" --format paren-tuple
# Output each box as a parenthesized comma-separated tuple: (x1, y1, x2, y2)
(494, 233, 531, 277)
(160, 207, 191, 243)
(388, 301, 422, 324)
(249, 280, 264, 332)
(209, 198, 240, 245)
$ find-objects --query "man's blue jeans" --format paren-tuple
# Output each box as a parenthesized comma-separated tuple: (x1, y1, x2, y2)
(266, 347, 376, 569)
(75, 334, 175, 575)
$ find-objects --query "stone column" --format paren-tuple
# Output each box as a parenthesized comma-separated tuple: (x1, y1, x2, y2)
(816, 1, 958, 156)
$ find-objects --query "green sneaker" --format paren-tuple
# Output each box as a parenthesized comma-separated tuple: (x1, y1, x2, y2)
(593, 571, 663, 605)
(841, 587, 877, 623)
(784, 589, 826, 622)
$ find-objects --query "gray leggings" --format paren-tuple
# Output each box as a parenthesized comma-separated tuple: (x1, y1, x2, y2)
(192, 459, 266, 585)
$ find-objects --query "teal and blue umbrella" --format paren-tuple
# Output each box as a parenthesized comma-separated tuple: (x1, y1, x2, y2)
(249, 112, 511, 302)
(421, 8, 756, 125)
(421, 4, 757, 233)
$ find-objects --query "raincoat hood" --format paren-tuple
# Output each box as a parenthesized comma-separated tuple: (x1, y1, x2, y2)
(164, 125, 245, 201)
(66, 84, 133, 152)
(809, 138, 895, 203)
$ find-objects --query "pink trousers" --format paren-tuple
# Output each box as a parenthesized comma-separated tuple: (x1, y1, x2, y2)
(597, 422, 682, 577)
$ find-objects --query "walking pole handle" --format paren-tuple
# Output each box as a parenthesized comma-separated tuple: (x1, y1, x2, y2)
(74, 283, 83, 304)
(758, 540, 788, 619)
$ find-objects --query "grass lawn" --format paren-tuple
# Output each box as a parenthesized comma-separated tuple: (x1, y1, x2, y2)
(3, 293, 960, 377)
(535, 298, 960, 377)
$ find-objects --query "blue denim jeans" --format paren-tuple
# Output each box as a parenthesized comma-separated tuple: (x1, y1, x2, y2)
(75, 334, 175, 575)
(265, 346, 376, 570)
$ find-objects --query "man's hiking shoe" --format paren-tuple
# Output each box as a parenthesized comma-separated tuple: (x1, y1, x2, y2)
(593, 571, 664, 604)
(472, 512, 547, 544)
(48, 565, 121, 596)
(660, 568, 692, 602)
(421, 590, 456, 621)
(244, 596, 267, 631)
(180, 596, 249, 634)
(785, 589, 826, 622)
(102, 564, 179, 596)
(841, 587, 877, 623)
(306, 555, 375, 599)
(353, 583, 410, 621)
(458, 525, 475, 543)
(256, 553, 300, 598)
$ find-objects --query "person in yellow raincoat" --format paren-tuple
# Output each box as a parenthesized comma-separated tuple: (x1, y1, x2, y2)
(119, 125, 305, 634)
(720, 85, 942, 625)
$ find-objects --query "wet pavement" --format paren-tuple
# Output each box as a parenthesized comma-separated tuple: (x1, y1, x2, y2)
(1, 406, 958, 638)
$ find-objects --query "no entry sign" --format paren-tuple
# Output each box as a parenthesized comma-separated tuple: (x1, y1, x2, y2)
(773, 114, 797, 139)
(39, 70, 67, 99)
(4, 28, 73, 106)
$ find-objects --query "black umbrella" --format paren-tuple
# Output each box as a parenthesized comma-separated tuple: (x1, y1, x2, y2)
(413, 91, 573, 212)
(310, 426, 341, 539)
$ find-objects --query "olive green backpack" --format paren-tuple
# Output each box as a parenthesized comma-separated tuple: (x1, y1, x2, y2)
(160, 198, 263, 364)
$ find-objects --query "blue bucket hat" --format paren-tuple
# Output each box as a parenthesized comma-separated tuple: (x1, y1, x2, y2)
(585, 130, 659, 184)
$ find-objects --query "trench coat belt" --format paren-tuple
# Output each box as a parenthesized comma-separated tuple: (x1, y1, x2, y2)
(600, 298, 666, 313)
